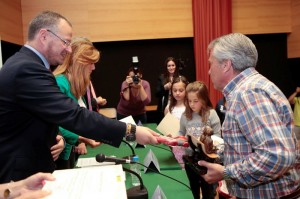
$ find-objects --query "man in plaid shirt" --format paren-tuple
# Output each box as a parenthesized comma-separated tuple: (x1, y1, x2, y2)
(199, 33, 300, 199)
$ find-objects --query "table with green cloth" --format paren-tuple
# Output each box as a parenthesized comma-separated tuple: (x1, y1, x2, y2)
(81, 123, 182, 170)
(80, 123, 193, 198)
(81, 142, 182, 170)
(125, 169, 193, 198)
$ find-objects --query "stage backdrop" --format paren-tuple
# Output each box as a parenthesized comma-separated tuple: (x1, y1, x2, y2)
(91, 37, 196, 109)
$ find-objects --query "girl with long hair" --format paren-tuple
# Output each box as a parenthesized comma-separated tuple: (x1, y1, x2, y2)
(180, 81, 221, 199)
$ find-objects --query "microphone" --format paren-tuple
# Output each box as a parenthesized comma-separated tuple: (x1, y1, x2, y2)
(96, 153, 148, 199)
(123, 167, 148, 199)
(96, 154, 191, 193)
(95, 154, 131, 164)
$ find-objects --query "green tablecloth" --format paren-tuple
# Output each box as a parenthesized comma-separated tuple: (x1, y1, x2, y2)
(125, 169, 193, 199)
(81, 141, 181, 170)
(142, 123, 161, 133)
(80, 123, 193, 198)
(81, 123, 182, 170)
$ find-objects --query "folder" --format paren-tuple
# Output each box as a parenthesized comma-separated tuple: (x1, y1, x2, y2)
(156, 112, 180, 137)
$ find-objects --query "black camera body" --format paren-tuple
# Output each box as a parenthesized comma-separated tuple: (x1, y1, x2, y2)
(132, 56, 140, 84)
(132, 75, 140, 84)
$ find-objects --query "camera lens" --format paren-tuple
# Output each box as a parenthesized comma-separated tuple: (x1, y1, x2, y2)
(133, 75, 140, 84)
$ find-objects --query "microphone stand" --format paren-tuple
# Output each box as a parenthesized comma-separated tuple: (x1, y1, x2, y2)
(122, 139, 136, 159)
(123, 167, 148, 199)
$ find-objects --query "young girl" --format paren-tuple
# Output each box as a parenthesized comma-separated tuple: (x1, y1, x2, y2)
(163, 76, 189, 167)
(180, 81, 221, 199)
(164, 75, 189, 120)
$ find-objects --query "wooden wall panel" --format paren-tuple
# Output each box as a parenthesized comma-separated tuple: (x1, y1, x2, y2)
(232, 0, 291, 34)
(21, 0, 193, 43)
(287, 0, 300, 58)
(87, 0, 193, 41)
(0, 0, 23, 44)
(2, 0, 300, 57)
(21, 0, 90, 42)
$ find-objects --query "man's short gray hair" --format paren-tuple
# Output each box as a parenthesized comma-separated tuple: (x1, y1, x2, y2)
(208, 33, 258, 72)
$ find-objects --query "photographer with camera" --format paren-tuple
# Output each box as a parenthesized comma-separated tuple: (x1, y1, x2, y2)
(117, 57, 151, 124)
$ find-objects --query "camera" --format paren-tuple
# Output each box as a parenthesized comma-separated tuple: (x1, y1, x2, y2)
(132, 56, 140, 84)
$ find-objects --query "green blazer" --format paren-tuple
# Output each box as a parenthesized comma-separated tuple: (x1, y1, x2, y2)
(56, 74, 82, 160)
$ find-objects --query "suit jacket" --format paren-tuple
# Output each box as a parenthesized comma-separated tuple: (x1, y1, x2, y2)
(0, 46, 125, 183)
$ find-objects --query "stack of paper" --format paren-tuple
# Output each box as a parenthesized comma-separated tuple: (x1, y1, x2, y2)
(43, 165, 126, 199)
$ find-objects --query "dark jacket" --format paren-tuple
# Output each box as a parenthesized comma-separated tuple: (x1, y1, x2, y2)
(0, 46, 125, 183)
(155, 74, 170, 114)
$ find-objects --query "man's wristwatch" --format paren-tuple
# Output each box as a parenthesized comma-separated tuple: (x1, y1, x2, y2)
(126, 123, 136, 141)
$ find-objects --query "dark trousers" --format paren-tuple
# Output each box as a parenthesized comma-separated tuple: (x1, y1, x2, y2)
(55, 147, 80, 170)
(185, 163, 216, 199)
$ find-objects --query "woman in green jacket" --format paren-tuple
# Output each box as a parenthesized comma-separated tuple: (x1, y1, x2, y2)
(53, 37, 101, 169)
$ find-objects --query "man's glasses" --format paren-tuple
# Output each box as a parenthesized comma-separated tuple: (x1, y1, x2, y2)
(47, 29, 71, 47)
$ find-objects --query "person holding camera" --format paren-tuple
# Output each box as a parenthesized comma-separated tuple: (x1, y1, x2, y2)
(117, 67, 151, 124)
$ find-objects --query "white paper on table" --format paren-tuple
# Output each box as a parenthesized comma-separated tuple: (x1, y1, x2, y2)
(156, 112, 180, 137)
(76, 157, 115, 167)
(119, 115, 136, 125)
(43, 165, 126, 199)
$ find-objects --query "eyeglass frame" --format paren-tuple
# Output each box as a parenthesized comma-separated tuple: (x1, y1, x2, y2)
(46, 29, 71, 47)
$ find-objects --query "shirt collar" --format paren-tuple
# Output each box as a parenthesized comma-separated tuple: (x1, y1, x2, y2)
(24, 44, 50, 69)
(223, 67, 258, 97)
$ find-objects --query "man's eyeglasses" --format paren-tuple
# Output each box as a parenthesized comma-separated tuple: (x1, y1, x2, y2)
(47, 29, 71, 47)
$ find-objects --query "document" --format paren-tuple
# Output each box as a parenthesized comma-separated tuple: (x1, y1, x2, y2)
(157, 112, 180, 137)
(119, 115, 136, 125)
(43, 165, 126, 199)
(76, 157, 114, 167)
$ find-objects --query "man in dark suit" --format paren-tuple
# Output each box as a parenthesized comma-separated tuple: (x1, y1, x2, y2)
(0, 11, 158, 183)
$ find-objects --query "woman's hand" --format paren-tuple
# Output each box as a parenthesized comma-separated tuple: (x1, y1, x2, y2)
(78, 136, 101, 148)
(96, 96, 107, 106)
(125, 76, 133, 85)
(50, 135, 65, 161)
(164, 82, 172, 90)
(85, 139, 101, 148)
(74, 143, 88, 155)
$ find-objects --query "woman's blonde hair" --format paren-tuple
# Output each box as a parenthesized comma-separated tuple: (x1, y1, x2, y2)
(53, 37, 100, 98)
(185, 81, 212, 122)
